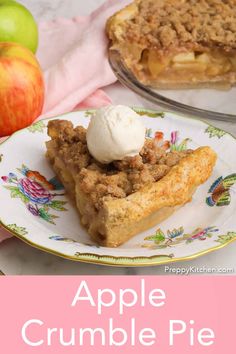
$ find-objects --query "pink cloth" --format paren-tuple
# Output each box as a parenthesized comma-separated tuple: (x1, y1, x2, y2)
(0, 0, 132, 242)
(39, 0, 131, 118)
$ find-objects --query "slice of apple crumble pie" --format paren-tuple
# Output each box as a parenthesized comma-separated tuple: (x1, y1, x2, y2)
(46, 107, 217, 247)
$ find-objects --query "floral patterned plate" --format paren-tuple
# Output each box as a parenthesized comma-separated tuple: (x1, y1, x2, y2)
(0, 109, 236, 266)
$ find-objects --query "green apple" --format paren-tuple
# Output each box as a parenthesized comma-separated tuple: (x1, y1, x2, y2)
(0, 0, 38, 53)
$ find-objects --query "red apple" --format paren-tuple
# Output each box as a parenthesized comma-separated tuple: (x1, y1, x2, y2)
(0, 42, 44, 137)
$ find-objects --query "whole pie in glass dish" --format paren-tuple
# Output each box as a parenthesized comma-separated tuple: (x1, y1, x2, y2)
(106, 0, 236, 89)
(46, 106, 217, 247)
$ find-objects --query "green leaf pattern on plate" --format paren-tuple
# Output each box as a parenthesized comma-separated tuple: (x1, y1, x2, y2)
(7, 224, 28, 236)
(143, 226, 219, 250)
(28, 121, 46, 133)
(85, 107, 165, 119)
(205, 126, 226, 139)
(216, 232, 236, 245)
(132, 107, 165, 118)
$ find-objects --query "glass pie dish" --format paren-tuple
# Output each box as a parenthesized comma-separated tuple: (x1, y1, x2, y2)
(109, 50, 236, 122)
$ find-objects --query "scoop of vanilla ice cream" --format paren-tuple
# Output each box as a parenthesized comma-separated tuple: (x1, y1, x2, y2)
(86, 105, 146, 164)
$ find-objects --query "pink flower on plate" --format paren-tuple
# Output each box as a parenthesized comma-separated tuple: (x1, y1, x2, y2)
(18, 178, 53, 205)
(171, 131, 178, 145)
(1, 176, 8, 182)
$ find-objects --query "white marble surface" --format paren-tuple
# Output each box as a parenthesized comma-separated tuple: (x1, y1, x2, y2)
(0, 0, 236, 275)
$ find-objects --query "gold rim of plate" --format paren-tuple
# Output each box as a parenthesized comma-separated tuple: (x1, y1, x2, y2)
(0, 109, 236, 267)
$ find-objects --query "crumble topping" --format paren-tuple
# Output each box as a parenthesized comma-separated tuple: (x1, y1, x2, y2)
(115, 0, 236, 52)
(48, 120, 192, 209)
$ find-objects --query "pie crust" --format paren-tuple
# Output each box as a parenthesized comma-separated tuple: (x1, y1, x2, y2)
(46, 119, 217, 247)
(106, 0, 236, 89)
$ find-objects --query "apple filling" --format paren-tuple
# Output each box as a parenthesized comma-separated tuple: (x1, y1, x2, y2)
(140, 49, 236, 83)
(107, 0, 236, 89)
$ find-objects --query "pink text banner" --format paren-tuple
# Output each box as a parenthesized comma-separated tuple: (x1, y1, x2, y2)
(0, 276, 235, 353)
